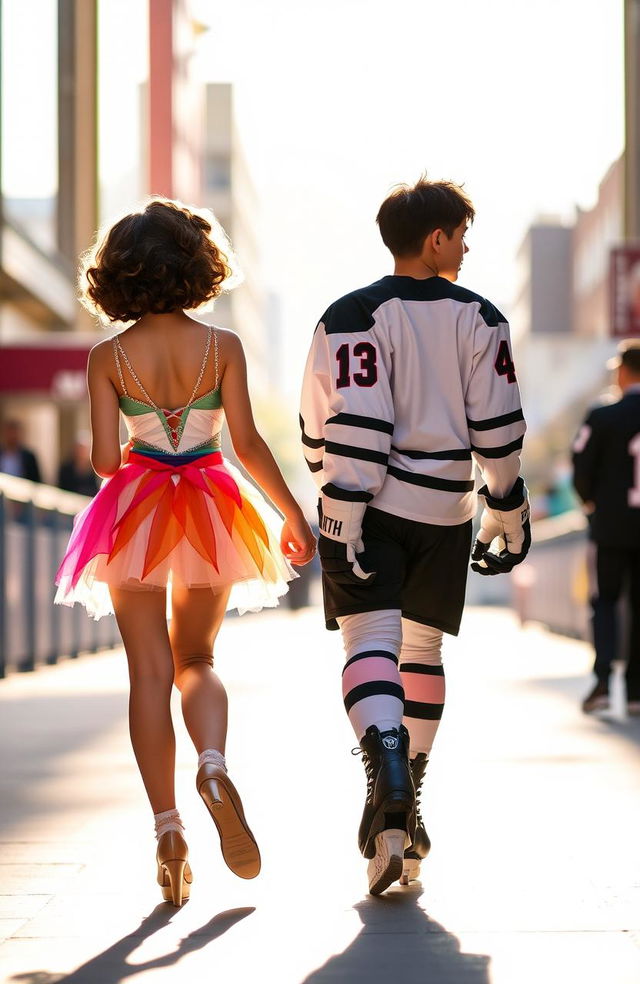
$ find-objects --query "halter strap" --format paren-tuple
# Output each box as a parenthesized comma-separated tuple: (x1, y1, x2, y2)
(112, 337, 129, 397)
(113, 326, 214, 410)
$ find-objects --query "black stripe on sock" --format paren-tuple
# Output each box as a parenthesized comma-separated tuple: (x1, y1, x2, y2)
(399, 663, 444, 676)
(343, 650, 399, 673)
(344, 681, 405, 713)
(403, 700, 444, 720)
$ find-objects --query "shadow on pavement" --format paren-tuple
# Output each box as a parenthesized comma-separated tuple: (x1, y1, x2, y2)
(7, 904, 255, 984)
(527, 674, 640, 750)
(302, 886, 490, 983)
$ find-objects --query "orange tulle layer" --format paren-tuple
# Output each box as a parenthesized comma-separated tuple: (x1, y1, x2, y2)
(55, 451, 295, 619)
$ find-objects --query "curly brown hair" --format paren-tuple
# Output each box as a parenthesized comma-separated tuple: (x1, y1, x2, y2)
(80, 199, 234, 323)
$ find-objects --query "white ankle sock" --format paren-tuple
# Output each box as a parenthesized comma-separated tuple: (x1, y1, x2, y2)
(198, 748, 227, 772)
(154, 808, 184, 840)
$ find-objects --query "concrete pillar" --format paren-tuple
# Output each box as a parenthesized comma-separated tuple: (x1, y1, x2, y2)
(625, 0, 640, 239)
(148, 0, 174, 196)
(57, 0, 98, 331)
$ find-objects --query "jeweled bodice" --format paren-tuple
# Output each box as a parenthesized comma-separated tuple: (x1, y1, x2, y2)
(120, 389, 224, 456)
(113, 325, 224, 457)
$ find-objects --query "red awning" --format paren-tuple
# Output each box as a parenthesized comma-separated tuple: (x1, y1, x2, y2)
(0, 339, 95, 399)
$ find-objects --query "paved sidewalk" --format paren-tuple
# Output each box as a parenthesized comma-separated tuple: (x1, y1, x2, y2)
(1, 606, 639, 984)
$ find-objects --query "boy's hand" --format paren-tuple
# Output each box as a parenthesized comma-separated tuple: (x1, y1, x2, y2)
(318, 495, 376, 584)
(281, 515, 316, 566)
(471, 477, 531, 576)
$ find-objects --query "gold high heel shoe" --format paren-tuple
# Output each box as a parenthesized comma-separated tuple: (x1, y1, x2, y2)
(196, 762, 261, 879)
(156, 829, 193, 906)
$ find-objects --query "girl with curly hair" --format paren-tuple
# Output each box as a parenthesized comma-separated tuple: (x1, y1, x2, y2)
(55, 199, 316, 905)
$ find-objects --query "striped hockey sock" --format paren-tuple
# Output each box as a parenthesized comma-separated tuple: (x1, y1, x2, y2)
(399, 618, 445, 758)
(338, 610, 404, 740)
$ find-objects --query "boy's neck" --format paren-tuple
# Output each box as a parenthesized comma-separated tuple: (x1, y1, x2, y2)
(392, 255, 439, 280)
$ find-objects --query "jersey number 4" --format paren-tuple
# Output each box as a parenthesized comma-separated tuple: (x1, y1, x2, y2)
(336, 342, 378, 388)
(494, 341, 517, 383)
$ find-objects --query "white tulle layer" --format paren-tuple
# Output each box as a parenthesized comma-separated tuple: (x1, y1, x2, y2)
(54, 459, 296, 621)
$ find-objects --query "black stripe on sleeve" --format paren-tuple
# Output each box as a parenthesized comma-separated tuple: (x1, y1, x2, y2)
(299, 415, 325, 449)
(305, 459, 323, 473)
(391, 446, 472, 461)
(387, 466, 474, 493)
(343, 681, 405, 713)
(321, 483, 373, 503)
(326, 412, 394, 436)
(471, 436, 524, 459)
(466, 409, 524, 432)
(324, 441, 389, 466)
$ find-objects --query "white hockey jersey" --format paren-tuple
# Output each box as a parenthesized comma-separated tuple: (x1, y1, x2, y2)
(300, 275, 526, 526)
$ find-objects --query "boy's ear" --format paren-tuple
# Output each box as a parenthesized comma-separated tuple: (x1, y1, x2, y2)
(420, 230, 441, 257)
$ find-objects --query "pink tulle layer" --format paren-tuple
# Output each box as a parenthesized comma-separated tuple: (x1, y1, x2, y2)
(54, 452, 296, 620)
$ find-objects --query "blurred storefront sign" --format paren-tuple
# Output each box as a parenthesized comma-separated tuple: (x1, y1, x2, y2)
(0, 338, 94, 399)
(610, 245, 640, 337)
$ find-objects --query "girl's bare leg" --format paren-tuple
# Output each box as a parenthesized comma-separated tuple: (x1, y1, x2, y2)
(110, 587, 176, 814)
(169, 583, 231, 754)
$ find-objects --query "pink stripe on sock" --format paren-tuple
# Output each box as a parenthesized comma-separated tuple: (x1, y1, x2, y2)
(400, 672, 445, 705)
(342, 657, 400, 695)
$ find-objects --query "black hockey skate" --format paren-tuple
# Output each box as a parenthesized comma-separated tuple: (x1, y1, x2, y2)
(400, 752, 431, 885)
(356, 725, 415, 894)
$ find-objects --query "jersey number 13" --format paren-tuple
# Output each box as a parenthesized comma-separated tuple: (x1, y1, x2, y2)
(336, 342, 378, 388)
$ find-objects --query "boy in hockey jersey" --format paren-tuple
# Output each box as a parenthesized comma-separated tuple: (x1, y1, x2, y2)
(300, 178, 530, 895)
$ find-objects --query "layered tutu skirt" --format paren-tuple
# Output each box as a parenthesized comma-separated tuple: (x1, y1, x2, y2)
(55, 450, 296, 620)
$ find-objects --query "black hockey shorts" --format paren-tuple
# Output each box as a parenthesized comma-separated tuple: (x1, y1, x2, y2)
(322, 507, 473, 635)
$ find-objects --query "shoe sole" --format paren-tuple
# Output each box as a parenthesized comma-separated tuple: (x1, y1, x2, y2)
(362, 791, 415, 859)
(198, 775, 261, 879)
(368, 830, 406, 895)
(399, 857, 421, 886)
(582, 697, 610, 713)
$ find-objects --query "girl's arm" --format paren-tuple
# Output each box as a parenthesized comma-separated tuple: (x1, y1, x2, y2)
(220, 332, 316, 565)
(87, 343, 123, 477)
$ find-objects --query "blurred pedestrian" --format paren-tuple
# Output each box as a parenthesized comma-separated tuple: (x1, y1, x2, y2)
(57, 435, 99, 497)
(572, 338, 640, 715)
(54, 199, 315, 906)
(300, 177, 530, 895)
(0, 418, 41, 482)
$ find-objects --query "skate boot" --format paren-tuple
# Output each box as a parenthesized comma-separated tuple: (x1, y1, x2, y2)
(400, 752, 431, 885)
(356, 725, 415, 894)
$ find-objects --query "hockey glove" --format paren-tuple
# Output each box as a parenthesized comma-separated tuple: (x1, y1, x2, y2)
(470, 477, 531, 576)
(318, 495, 376, 585)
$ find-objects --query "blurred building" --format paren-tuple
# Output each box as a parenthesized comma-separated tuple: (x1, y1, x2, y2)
(573, 156, 624, 339)
(511, 157, 625, 492)
(0, 0, 99, 481)
(511, 222, 573, 342)
(1, 0, 264, 482)
(202, 83, 268, 394)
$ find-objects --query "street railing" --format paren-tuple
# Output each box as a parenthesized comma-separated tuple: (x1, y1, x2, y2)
(515, 510, 590, 638)
(466, 508, 591, 639)
(0, 473, 120, 678)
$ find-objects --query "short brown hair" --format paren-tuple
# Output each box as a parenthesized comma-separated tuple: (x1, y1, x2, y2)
(80, 199, 234, 323)
(376, 178, 475, 258)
